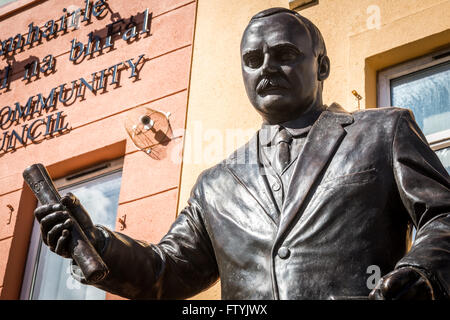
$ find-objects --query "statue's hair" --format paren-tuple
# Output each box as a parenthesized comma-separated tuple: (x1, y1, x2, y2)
(247, 7, 327, 58)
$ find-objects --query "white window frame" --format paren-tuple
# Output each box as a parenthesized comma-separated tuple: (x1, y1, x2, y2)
(20, 158, 123, 300)
(377, 48, 450, 151)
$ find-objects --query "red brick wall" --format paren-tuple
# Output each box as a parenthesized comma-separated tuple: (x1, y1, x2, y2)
(0, 0, 196, 299)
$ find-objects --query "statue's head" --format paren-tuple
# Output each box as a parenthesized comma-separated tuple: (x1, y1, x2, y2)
(241, 8, 329, 124)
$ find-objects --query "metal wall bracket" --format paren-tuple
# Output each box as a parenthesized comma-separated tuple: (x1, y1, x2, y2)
(6, 204, 13, 225)
(118, 214, 127, 231)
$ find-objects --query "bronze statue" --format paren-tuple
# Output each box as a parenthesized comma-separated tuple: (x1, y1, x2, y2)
(29, 8, 450, 300)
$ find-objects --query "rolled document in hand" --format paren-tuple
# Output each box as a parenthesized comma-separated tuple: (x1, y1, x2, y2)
(23, 163, 109, 283)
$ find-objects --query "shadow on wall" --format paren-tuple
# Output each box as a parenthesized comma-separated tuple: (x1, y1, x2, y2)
(1, 182, 36, 299)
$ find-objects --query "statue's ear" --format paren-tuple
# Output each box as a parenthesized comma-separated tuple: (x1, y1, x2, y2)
(317, 55, 330, 82)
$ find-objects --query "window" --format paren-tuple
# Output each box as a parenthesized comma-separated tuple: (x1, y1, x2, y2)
(289, 0, 319, 10)
(0, 0, 18, 8)
(378, 49, 450, 173)
(20, 159, 123, 300)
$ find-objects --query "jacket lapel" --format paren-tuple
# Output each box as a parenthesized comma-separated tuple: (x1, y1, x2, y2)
(276, 104, 354, 243)
(226, 133, 279, 226)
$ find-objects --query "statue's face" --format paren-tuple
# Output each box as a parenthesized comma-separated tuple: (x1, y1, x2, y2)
(241, 13, 325, 124)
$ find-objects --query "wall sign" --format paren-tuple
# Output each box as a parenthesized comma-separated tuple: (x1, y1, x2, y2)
(0, 0, 151, 153)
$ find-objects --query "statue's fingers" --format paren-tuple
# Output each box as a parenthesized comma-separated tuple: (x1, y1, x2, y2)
(368, 288, 386, 300)
(47, 223, 65, 251)
(40, 211, 70, 245)
(40, 210, 70, 229)
(34, 204, 51, 222)
(394, 276, 434, 300)
(34, 203, 63, 222)
(61, 193, 93, 228)
(61, 193, 78, 211)
(35, 203, 65, 222)
(55, 229, 72, 258)
(47, 218, 72, 251)
(380, 270, 416, 299)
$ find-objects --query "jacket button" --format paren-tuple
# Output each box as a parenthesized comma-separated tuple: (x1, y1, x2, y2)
(278, 247, 290, 259)
(272, 182, 281, 191)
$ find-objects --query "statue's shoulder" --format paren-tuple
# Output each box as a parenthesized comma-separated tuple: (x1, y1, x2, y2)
(344, 106, 415, 130)
(197, 162, 228, 182)
(195, 133, 258, 185)
(351, 106, 413, 120)
(191, 155, 242, 202)
(194, 151, 243, 187)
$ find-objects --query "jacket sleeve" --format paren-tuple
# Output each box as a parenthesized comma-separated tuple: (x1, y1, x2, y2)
(392, 109, 450, 298)
(71, 181, 219, 300)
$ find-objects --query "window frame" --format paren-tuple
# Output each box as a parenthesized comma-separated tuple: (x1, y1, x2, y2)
(0, 0, 43, 18)
(378, 49, 450, 243)
(0, 0, 20, 8)
(20, 158, 123, 300)
(377, 48, 450, 151)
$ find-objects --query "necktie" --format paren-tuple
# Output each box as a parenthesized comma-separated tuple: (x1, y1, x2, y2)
(274, 127, 292, 174)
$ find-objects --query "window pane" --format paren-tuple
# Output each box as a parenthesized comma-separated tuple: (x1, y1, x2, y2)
(391, 61, 450, 136)
(0, 0, 17, 7)
(436, 147, 450, 174)
(30, 170, 122, 300)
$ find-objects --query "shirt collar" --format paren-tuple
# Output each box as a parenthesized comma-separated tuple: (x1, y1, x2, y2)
(259, 105, 326, 146)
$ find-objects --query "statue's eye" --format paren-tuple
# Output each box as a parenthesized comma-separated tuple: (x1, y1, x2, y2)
(244, 54, 263, 69)
(278, 49, 298, 62)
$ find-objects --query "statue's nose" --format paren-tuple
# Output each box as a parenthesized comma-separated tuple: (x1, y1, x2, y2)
(261, 53, 277, 75)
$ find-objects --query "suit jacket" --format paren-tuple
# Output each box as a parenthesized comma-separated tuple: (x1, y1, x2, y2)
(72, 104, 450, 300)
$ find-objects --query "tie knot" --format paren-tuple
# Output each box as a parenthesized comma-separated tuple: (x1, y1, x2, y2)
(275, 127, 292, 145)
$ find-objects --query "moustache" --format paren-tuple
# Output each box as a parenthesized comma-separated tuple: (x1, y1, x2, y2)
(256, 76, 290, 94)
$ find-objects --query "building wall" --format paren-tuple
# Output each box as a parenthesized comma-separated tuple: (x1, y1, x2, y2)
(299, 0, 450, 111)
(180, 0, 289, 300)
(0, 0, 196, 299)
(0, 0, 448, 300)
(180, 0, 449, 299)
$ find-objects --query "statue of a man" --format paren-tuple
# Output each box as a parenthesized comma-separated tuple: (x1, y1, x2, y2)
(34, 8, 450, 300)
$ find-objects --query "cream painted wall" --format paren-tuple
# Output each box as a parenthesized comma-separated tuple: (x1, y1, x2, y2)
(179, 0, 289, 300)
(300, 0, 450, 110)
(178, 0, 449, 299)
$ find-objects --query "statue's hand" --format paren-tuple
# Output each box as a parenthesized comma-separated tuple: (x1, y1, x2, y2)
(34, 192, 105, 258)
(369, 267, 435, 300)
